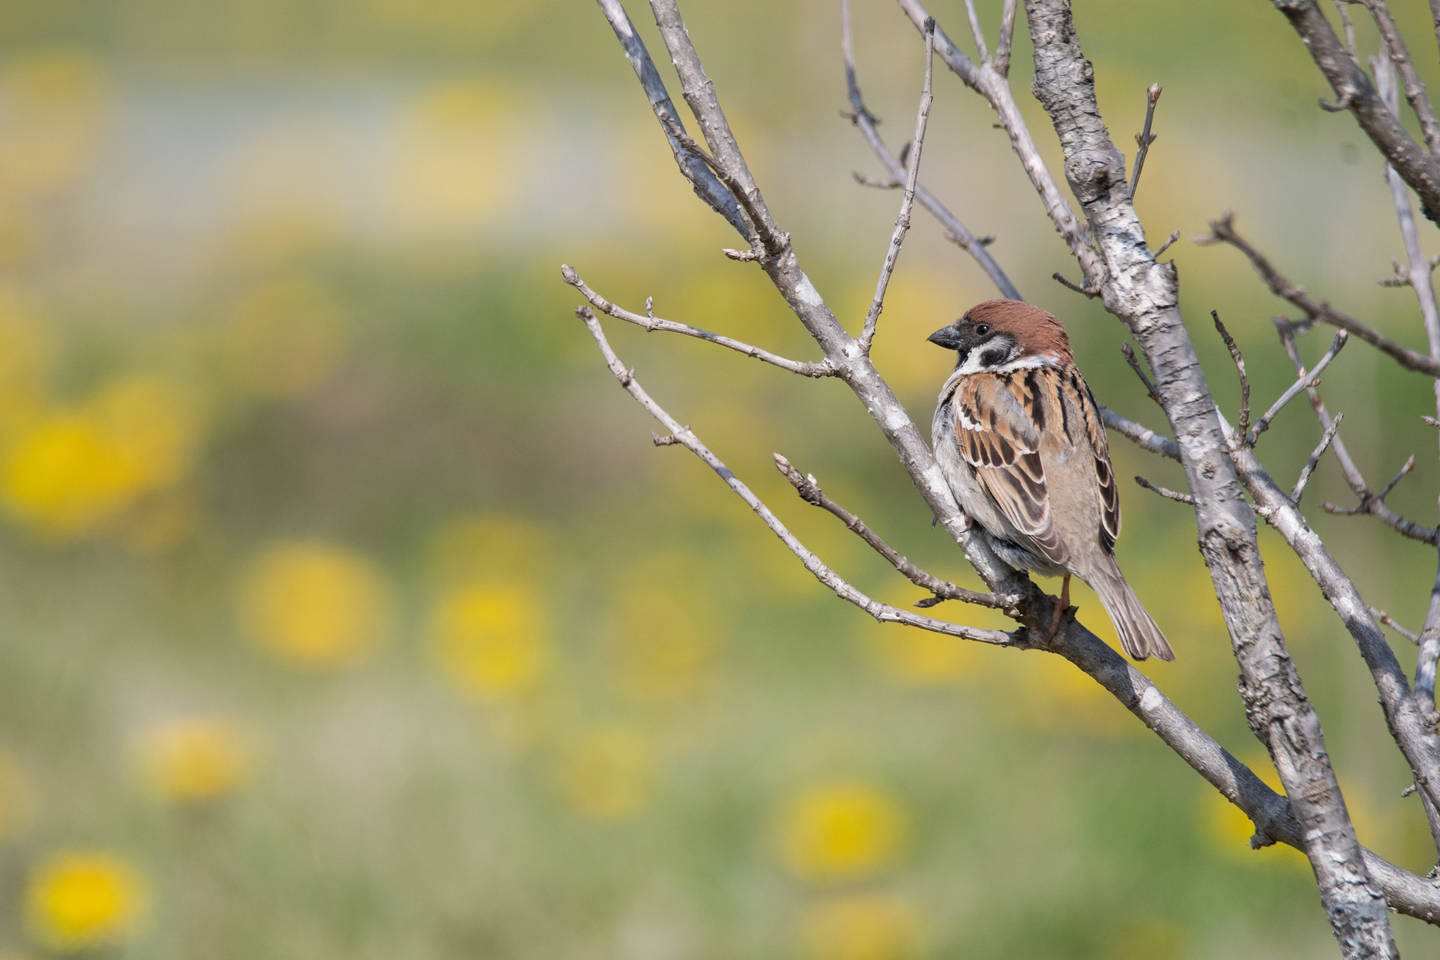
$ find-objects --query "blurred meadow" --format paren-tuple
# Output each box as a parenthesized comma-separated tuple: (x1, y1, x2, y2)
(1, 0, 1439, 956)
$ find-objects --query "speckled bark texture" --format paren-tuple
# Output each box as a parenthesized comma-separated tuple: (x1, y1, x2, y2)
(1025, 1, 1396, 955)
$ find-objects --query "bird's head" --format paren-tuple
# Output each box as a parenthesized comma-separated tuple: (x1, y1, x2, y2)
(927, 299, 1073, 374)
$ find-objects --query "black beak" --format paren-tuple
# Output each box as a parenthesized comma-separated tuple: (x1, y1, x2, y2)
(927, 323, 964, 350)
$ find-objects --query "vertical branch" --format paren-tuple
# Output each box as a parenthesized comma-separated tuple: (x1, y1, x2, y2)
(1376, 53, 1440, 716)
(859, 20, 935, 352)
(1023, 1, 1397, 953)
(994, 0, 1018, 77)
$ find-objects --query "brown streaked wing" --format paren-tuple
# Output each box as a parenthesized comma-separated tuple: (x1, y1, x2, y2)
(1064, 370, 1121, 554)
(953, 374, 1068, 565)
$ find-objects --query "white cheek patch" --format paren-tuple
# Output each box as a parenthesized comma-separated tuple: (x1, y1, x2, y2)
(991, 352, 1061, 374)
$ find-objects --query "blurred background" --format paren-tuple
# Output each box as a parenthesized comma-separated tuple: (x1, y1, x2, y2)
(0, 0, 1437, 956)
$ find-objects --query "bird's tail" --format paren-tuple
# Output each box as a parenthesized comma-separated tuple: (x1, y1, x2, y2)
(1087, 564, 1174, 662)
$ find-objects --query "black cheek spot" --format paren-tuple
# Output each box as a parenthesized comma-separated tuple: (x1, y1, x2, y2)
(979, 347, 1009, 368)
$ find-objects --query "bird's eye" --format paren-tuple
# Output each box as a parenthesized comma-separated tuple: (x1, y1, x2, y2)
(974, 322, 992, 337)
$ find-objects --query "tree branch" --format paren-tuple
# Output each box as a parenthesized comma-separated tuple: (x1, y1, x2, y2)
(842, 0, 1020, 300)
(772, 453, 1020, 610)
(1359, 0, 1440, 157)
(994, 0, 1018, 77)
(1248, 330, 1347, 446)
(1199, 214, 1440, 376)
(1129, 83, 1161, 200)
(859, 17, 935, 352)
(562, 266, 835, 376)
(1024, 0, 1395, 949)
(1266, 0, 1440, 226)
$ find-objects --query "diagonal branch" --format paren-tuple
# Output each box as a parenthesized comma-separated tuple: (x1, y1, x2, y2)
(772, 453, 1020, 610)
(1358, 0, 1440, 157)
(859, 18, 935, 352)
(594, 0, 749, 237)
(576, 306, 1019, 645)
(1266, 0, 1440, 226)
(842, 0, 1020, 300)
(1247, 330, 1347, 446)
(562, 266, 834, 377)
(1128, 83, 1162, 200)
(896, 0, 1105, 286)
(1199, 214, 1440, 376)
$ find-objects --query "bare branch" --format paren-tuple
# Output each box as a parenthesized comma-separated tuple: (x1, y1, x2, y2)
(1120, 342, 1162, 407)
(1371, 604, 1420, 645)
(561, 266, 834, 377)
(994, 0, 1018, 77)
(1129, 83, 1162, 200)
(1025, 0, 1397, 945)
(771, 453, 1020, 610)
(962, 0, 989, 62)
(1100, 406, 1180, 461)
(1153, 229, 1180, 258)
(1248, 331, 1348, 446)
(1359, 0, 1440, 157)
(1211, 309, 1251, 441)
(1418, 566, 1440, 703)
(1199, 214, 1440, 376)
(1052, 271, 1101, 298)
(593, 0, 749, 237)
(1135, 475, 1194, 505)
(576, 306, 1018, 645)
(1291, 412, 1342, 504)
(1266, 0, 1440, 226)
(860, 18, 935, 353)
(896, 0, 1105, 286)
(842, 0, 1020, 299)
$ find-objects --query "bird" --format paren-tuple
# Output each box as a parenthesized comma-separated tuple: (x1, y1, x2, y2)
(927, 298, 1174, 661)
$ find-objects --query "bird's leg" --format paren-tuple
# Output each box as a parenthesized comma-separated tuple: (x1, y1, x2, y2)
(1048, 574, 1071, 637)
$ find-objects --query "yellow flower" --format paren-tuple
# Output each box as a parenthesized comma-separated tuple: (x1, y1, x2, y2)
(219, 275, 346, 399)
(0, 374, 201, 539)
(134, 717, 255, 804)
(796, 894, 924, 960)
(549, 723, 657, 822)
(780, 782, 907, 883)
(429, 579, 549, 698)
(24, 851, 149, 953)
(240, 541, 389, 668)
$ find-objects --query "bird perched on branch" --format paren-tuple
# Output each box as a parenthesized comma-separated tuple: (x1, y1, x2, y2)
(928, 299, 1173, 661)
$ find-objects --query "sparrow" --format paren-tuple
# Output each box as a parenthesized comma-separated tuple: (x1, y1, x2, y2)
(928, 299, 1174, 661)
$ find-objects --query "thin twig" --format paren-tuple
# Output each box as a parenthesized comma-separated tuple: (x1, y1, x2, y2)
(1248, 331, 1347, 446)
(860, 18, 935, 352)
(961, 0, 988, 63)
(1101, 406, 1180, 461)
(1154, 229, 1180, 258)
(1211, 309, 1251, 442)
(1120, 342, 1162, 407)
(1052, 271, 1101, 298)
(1129, 84, 1162, 200)
(562, 266, 833, 377)
(574, 305, 1018, 645)
(1292, 413, 1343, 504)
(772, 453, 1020, 611)
(1199, 214, 1440, 376)
(1135, 475, 1194, 504)
(1377, 454, 1417, 501)
(1360, 0, 1440, 157)
(842, 0, 1020, 300)
(994, 0, 1017, 77)
(1275, 323, 1439, 545)
(1372, 605, 1420, 644)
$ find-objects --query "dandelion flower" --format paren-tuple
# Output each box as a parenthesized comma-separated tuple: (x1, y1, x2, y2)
(780, 782, 907, 883)
(240, 541, 389, 669)
(24, 851, 148, 953)
(429, 579, 549, 698)
(134, 717, 254, 804)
